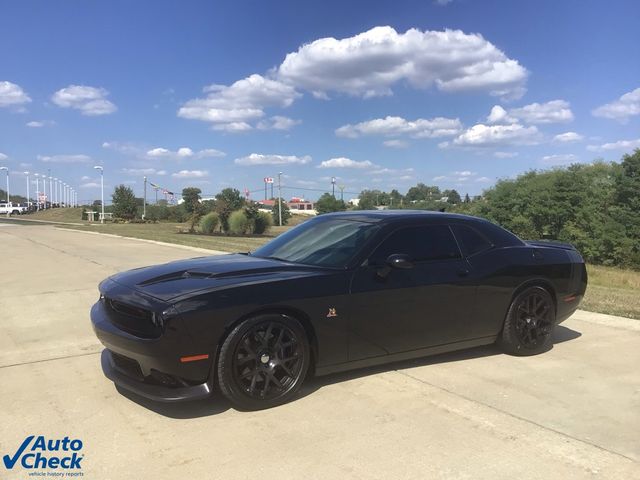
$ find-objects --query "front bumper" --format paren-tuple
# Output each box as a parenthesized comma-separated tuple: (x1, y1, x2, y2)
(100, 349, 213, 402)
(91, 281, 216, 402)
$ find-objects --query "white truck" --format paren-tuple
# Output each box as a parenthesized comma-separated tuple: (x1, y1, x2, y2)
(0, 202, 27, 215)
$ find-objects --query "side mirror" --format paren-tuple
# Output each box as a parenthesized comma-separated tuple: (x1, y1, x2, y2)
(386, 253, 414, 269)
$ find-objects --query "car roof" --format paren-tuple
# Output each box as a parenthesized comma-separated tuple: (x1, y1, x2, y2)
(320, 209, 481, 223)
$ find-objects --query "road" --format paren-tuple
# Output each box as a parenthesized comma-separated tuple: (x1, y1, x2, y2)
(1, 222, 638, 479)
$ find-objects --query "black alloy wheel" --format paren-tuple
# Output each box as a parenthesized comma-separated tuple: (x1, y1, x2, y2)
(217, 314, 310, 410)
(498, 286, 556, 356)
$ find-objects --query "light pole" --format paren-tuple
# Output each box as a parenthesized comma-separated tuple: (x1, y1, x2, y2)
(53, 178, 58, 206)
(331, 176, 336, 198)
(94, 166, 104, 223)
(277, 171, 283, 227)
(34, 174, 40, 210)
(43, 173, 48, 209)
(48, 170, 52, 209)
(24, 172, 30, 209)
(143, 176, 147, 219)
(62, 183, 66, 207)
(57, 179, 61, 207)
(0, 167, 8, 203)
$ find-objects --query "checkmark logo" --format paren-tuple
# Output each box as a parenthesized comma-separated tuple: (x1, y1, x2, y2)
(3, 435, 34, 469)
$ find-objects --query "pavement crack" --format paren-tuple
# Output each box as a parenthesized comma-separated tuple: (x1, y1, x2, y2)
(0, 350, 101, 369)
(394, 369, 638, 464)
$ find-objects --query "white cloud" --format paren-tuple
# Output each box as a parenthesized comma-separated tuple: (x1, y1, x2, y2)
(476, 176, 491, 182)
(234, 153, 312, 166)
(493, 151, 519, 158)
(121, 168, 167, 176)
(450, 123, 541, 147)
(435, 0, 453, 4)
(368, 167, 414, 175)
(486, 105, 515, 124)
(541, 154, 579, 165)
(433, 175, 446, 181)
(256, 116, 301, 131)
(318, 157, 374, 169)
(277, 26, 528, 99)
(178, 74, 300, 131)
(454, 170, 475, 176)
(146, 147, 225, 159)
(592, 87, 640, 122)
(0, 152, 8, 160)
(336, 116, 462, 139)
(0, 81, 31, 108)
(37, 154, 91, 164)
(51, 85, 117, 116)
(383, 139, 409, 148)
(587, 138, 640, 152)
(26, 121, 43, 128)
(80, 182, 101, 188)
(553, 131, 584, 143)
(171, 170, 209, 179)
(488, 100, 573, 125)
(102, 141, 143, 156)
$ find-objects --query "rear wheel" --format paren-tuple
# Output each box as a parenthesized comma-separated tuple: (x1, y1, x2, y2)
(217, 314, 310, 410)
(498, 286, 555, 356)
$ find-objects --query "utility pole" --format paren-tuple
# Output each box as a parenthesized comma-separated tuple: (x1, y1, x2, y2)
(143, 176, 147, 219)
(339, 185, 345, 202)
(48, 170, 52, 209)
(43, 172, 47, 209)
(277, 172, 283, 227)
(331, 177, 336, 198)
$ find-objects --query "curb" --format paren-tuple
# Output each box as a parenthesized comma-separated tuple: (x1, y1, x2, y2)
(0, 217, 85, 226)
(54, 227, 229, 255)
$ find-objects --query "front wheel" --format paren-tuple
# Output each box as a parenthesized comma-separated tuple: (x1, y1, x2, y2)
(498, 286, 556, 356)
(217, 314, 310, 410)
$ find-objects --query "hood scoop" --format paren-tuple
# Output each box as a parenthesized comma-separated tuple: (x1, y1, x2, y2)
(137, 269, 213, 287)
(135, 265, 302, 288)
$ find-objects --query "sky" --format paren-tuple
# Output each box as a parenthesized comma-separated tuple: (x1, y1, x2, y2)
(1, 0, 639, 204)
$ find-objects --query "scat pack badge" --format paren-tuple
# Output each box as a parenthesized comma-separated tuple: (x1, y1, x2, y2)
(3, 435, 84, 471)
(326, 307, 338, 318)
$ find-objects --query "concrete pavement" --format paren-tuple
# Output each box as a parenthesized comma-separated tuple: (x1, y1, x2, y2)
(1, 224, 638, 479)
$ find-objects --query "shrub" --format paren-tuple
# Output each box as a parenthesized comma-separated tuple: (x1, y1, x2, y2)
(200, 212, 220, 234)
(253, 211, 273, 234)
(228, 209, 253, 234)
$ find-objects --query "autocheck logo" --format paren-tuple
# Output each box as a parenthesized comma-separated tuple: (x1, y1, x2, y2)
(3, 435, 84, 472)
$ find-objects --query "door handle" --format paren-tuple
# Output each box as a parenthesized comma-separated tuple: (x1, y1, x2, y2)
(457, 269, 470, 277)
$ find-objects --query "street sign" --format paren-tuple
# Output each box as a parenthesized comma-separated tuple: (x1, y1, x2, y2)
(264, 177, 274, 184)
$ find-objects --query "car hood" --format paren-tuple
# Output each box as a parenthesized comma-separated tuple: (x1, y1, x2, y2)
(107, 253, 328, 302)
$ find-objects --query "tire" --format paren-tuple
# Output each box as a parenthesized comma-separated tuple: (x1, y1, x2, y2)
(498, 286, 556, 356)
(217, 314, 310, 410)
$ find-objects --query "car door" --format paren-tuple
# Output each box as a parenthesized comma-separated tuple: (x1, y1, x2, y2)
(348, 223, 476, 360)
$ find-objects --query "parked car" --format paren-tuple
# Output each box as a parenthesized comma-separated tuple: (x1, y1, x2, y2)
(0, 202, 27, 215)
(91, 211, 587, 410)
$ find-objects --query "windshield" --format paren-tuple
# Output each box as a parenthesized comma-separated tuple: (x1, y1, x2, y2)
(252, 217, 380, 268)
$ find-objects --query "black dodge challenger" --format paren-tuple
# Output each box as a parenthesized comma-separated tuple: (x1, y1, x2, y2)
(91, 211, 587, 409)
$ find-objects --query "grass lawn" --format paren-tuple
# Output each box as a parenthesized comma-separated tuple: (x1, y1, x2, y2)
(59, 220, 640, 320)
(582, 264, 640, 320)
(25, 207, 85, 223)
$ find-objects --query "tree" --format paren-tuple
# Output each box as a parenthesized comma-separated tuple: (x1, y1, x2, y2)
(112, 185, 137, 219)
(315, 193, 347, 214)
(215, 188, 245, 232)
(358, 189, 384, 210)
(406, 183, 440, 202)
(182, 187, 202, 214)
(464, 193, 471, 203)
(389, 189, 404, 208)
(443, 189, 461, 205)
(271, 198, 291, 225)
(182, 187, 203, 232)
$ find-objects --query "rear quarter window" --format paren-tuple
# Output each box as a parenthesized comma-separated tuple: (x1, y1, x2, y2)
(452, 224, 493, 256)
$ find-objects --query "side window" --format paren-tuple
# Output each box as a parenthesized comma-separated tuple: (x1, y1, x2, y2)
(452, 224, 493, 256)
(371, 225, 461, 264)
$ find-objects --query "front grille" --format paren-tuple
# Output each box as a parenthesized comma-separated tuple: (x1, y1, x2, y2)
(103, 297, 162, 338)
(110, 351, 144, 381)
